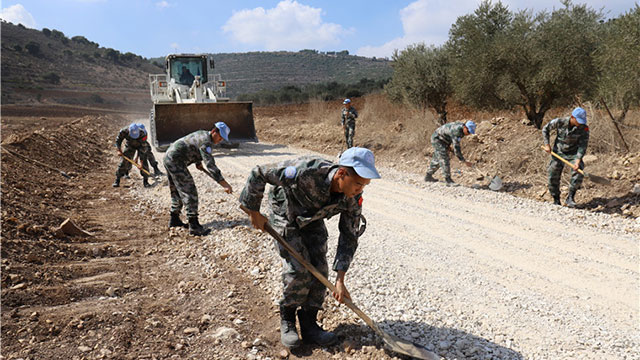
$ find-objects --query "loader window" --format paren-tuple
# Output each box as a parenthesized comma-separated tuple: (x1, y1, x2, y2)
(171, 58, 207, 85)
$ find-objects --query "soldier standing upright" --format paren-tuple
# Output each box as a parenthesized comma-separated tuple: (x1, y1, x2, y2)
(240, 147, 380, 349)
(340, 98, 358, 148)
(163, 122, 233, 236)
(542, 107, 590, 207)
(424, 120, 476, 186)
(113, 123, 153, 188)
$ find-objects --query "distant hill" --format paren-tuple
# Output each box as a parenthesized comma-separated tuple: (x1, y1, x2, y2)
(1, 21, 392, 105)
(149, 50, 392, 97)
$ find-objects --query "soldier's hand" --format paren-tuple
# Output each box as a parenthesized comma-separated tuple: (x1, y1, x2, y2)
(117, 149, 123, 157)
(572, 160, 580, 171)
(544, 144, 551, 153)
(195, 162, 204, 171)
(332, 277, 351, 304)
(219, 180, 233, 194)
(248, 210, 267, 231)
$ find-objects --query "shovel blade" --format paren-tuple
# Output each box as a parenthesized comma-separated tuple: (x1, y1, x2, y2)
(380, 331, 439, 360)
(586, 173, 611, 185)
(488, 176, 503, 191)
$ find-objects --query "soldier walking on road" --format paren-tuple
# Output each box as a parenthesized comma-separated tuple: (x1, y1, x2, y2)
(424, 120, 476, 186)
(542, 107, 590, 207)
(240, 147, 380, 349)
(113, 123, 154, 188)
(340, 99, 358, 148)
(163, 122, 233, 236)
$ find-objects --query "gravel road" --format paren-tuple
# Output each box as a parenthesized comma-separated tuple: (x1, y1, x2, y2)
(132, 140, 639, 360)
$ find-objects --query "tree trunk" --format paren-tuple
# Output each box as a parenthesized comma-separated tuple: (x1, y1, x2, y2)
(433, 101, 448, 125)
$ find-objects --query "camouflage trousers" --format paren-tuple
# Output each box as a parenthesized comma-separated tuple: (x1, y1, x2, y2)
(426, 139, 451, 180)
(344, 122, 355, 148)
(142, 142, 159, 169)
(116, 144, 150, 178)
(271, 215, 329, 310)
(548, 153, 584, 197)
(163, 158, 199, 218)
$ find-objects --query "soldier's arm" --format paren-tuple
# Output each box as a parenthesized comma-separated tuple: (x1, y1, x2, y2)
(239, 161, 298, 212)
(542, 118, 560, 145)
(452, 136, 465, 162)
(351, 108, 358, 119)
(576, 128, 590, 159)
(115, 128, 127, 150)
(333, 195, 362, 272)
(199, 145, 225, 182)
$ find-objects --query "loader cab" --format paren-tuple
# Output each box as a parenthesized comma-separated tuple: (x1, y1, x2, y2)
(167, 55, 211, 86)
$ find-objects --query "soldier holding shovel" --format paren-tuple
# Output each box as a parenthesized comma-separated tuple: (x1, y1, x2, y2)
(239, 147, 380, 349)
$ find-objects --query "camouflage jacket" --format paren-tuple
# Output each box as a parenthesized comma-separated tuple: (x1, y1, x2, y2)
(165, 130, 224, 182)
(431, 122, 466, 161)
(239, 157, 363, 272)
(542, 116, 590, 158)
(341, 106, 358, 126)
(115, 126, 148, 150)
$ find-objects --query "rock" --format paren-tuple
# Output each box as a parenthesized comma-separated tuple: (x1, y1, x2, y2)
(183, 327, 200, 335)
(210, 326, 240, 340)
(633, 184, 640, 194)
(606, 199, 623, 208)
(200, 314, 212, 324)
(278, 349, 289, 359)
(582, 154, 598, 164)
(233, 318, 244, 325)
(54, 218, 93, 238)
(10, 283, 26, 290)
(175, 343, 184, 350)
(252, 338, 262, 346)
(241, 340, 251, 348)
(250, 267, 260, 276)
(78, 345, 92, 352)
(611, 170, 622, 180)
(438, 340, 452, 350)
(105, 287, 116, 297)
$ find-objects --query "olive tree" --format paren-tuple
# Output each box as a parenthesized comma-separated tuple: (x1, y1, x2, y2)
(594, 5, 640, 122)
(449, 0, 603, 128)
(385, 43, 452, 124)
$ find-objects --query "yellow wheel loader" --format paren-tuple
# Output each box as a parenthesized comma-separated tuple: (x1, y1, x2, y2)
(149, 54, 257, 151)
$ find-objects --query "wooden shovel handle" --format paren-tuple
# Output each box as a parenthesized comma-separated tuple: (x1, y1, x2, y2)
(121, 154, 151, 177)
(541, 146, 585, 176)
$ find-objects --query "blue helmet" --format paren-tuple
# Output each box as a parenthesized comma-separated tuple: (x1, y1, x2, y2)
(343, 99, 351, 105)
(572, 107, 587, 124)
(465, 120, 476, 135)
(214, 122, 230, 141)
(128, 123, 140, 139)
(339, 147, 381, 179)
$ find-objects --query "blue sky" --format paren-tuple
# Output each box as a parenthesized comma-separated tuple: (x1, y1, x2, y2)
(1, 0, 635, 59)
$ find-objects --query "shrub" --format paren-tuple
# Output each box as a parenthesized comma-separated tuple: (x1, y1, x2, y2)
(42, 72, 61, 84)
(25, 41, 41, 57)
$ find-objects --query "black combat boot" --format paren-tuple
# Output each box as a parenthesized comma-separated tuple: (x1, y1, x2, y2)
(112, 176, 121, 187)
(280, 306, 301, 349)
(188, 216, 211, 236)
(565, 189, 577, 208)
(153, 165, 164, 176)
(142, 177, 151, 188)
(298, 308, 337, 346)
(445, 177, 458, 187)
(553, 194, 561, 205)
(169, 212, 188, 229)
(123, 173, 131, 179)
(424, 173, 437, 182)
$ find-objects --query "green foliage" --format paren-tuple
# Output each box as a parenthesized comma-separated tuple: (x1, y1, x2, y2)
(594, 5, 640, 121)
(385, 43, 452, 124)
(63, 49, 73, 57)
(25, 41, 41, 57)
(90, 94, 104, 103)
(105, 48, 120, 63)
(42, 28, 51, 37)
(448, 0, 603, 128)
(42, 72, 60, 84)
(237, 78, 387, 105)
(82, 53, 95, 63)
(13, 44, 22, 52)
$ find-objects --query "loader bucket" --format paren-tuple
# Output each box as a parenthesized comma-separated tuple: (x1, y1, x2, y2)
(151, 102, 257, 151)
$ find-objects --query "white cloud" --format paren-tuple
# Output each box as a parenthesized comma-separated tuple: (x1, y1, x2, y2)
(357, 0, 476, 58)
(156, 1, 170, 9)
(0, 4, 36, 28)
(222, 0, 348, 51)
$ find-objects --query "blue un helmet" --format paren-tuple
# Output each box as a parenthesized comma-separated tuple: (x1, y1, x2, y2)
(343, 99, 351, 105)
(339, 147, 381, 179)
(214, 122, 230, 141)
(572, 107, 587, 125)
(465, 120, 476, 135)
(128, 123, 140, 139)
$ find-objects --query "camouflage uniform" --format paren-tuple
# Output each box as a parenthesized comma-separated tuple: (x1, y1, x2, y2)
(114, 126, 151, 178)
(163, 130, 225, 218)
(239, 157, 363, 309)
(542, 116, 590, 198)
(426, 122, 466, 180)
(341, 106, 358, 148)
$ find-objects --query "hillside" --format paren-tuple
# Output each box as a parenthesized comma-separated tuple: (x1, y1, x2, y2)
(2, 21, 392, 106)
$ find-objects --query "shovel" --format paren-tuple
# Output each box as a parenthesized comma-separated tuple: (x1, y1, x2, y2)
(240, 205, 438, 360)
(471, 165, 502, 191)
(541, 146, 611, 185)
(121, 154, 152, 177)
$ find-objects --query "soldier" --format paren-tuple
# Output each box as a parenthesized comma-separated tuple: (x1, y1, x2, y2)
(424, 120, 476, 186)
(113, 123, 153, 188)
(123, 124, 163, 178)
(240, 147, 380, 349)
(340, 98, 358, 148)
(163, 122, 233, 236)
(542, 107, 590, 207)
